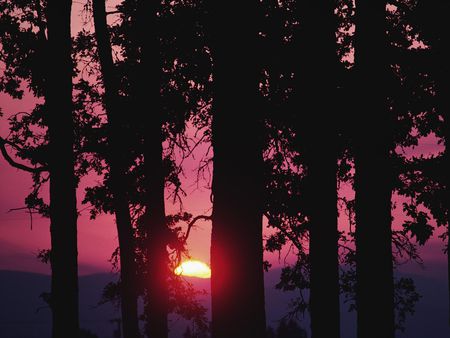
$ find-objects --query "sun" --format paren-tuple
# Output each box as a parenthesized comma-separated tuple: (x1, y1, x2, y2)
(174, 260, 211, 279)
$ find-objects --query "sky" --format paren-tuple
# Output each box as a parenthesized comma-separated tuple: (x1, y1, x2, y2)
(0, 88, 448, 278)
(1, 3, 449, 338)
(0, 0, 448, 279)
(0, 141, 214, 275)
(0, 2, 215, 275)
(0, 83, 216, 275)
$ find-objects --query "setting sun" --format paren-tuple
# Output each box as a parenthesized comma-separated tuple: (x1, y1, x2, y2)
(174, 260, 211, 279)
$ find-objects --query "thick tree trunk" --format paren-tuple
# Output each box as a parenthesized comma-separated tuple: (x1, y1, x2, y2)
(142, 125, 168, 338)
(46, 1, 79, 337)
(92, 1, 139, 337)
(307, 152, 340, 338)
(208, 2, 266, 338)
(135, 1, 169, 337)
(354, 1, 395, 338)
(293, 2, 341, 338)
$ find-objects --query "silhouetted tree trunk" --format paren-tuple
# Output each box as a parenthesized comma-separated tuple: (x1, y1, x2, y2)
(413, 0, 450, 323)
(135, 1, 169, 337)
(354, 1, 395, 337)
(432, 11, 450, 324)
(92, 1, 139, 337)
(443, 95, 450, 326)
(293, 2, 340, 338)
(208, 2, 266, 338)
(46, 1, 79, 337)
(403, 0, 450, 324)
(438, 54, 450, 326)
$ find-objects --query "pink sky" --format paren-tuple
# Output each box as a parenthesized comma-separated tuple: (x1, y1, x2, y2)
(0, 1, 447, 277)
(0, 88, 213, 275)
(0, 144, 214, 275)
(1, 89, 447, 276)
(0, 153, 213, 275)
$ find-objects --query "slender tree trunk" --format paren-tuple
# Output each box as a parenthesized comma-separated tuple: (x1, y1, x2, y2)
(438, 59, 450, 326)
(444, 112, 450, 326)
(46, 1, 79, 337)
(92, 1, 139, 337)
(354, 2, 395, 338)
(135, 1, 169, 337)
(442, 41, 450, 332)
(434, 26, 450, 325)
(208, 2, 266, 338)
(293, 1, 341, 338)
(413, 0, 450, 325)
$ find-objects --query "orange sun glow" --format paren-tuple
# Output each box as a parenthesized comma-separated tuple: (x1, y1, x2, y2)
(174, 260, 211, 279)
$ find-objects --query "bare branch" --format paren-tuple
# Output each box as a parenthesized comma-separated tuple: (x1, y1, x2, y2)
(183, 214, 212, 243)
(8, 206, 39, 230)
(106, 10, 121, 15)
(0, 137, 48, 173)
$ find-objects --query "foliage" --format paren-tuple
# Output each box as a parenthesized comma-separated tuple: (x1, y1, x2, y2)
(0, 0, 448, 335)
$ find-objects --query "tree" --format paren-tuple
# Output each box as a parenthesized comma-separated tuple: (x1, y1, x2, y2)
(353, 1, 395, 338)
(292, 1, 341, 337)
(45, 0, 79, 338)
(46, 1, 80, 337)
(134, 0, 170, 336)
(407, 0, 450, 324)
(256, 1, 423, 334)
(207, 1, 266, 338)
(92, 0, 139, 337)
(0, 1, 80, 336)
(75, 1, 211, 336)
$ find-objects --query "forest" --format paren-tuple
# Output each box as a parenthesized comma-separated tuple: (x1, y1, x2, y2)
(0, 0, 449, 338)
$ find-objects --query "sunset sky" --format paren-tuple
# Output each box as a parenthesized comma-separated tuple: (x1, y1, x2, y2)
(0, 87, 447, 277)
(3, 2, 450, 338)
(0, 0, 448, 281)
(0, 93, 213, 275)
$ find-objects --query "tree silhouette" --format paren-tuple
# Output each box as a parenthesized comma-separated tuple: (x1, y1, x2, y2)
(291, 1, 341, 337)
(132, 0, 171, 336)
(207, 1, 266, 338)
(353, 2, 395, 338)
(261, 0, 427, 334)
(73, 1, 211, 336)
(46, 1, 80, 336)
(92, 0, 139, 336)
(2, 1, 450, 337)
(0, 1, 81, 337)
(405, 0, 450, 324)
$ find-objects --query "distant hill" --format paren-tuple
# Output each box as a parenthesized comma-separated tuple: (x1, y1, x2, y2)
(0, 264, 449, 338)
(0, 271, 118, 338)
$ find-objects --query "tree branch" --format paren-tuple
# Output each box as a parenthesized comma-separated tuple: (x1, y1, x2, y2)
(8, 206, 39, 230)
(0, 137, 48, 173)
(183, 215, 212, 242)
(106, 10, 121, 15)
